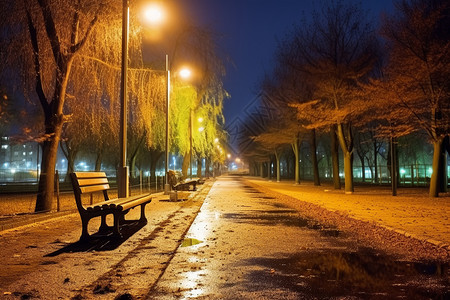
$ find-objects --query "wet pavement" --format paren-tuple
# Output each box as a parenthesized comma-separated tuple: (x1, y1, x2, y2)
(1, 176, 449, 299)
(148, 176, 449, 299)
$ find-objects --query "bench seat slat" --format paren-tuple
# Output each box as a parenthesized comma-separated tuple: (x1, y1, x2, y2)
(117, 195, 153, 211)
(99, 194, 152, 208)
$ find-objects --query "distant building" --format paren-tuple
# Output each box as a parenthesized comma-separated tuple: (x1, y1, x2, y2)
(0, 136, 41, 182)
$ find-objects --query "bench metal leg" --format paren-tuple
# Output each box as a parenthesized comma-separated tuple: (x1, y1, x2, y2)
(80, 216, 90, 241)
(112, 212, 122, 239)
(139, 203, 148, 223)
(98, 214, 109, 233)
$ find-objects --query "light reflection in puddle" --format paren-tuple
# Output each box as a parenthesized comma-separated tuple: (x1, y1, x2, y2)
(180, 238, 203, 247)
(179, 269, 206, 299)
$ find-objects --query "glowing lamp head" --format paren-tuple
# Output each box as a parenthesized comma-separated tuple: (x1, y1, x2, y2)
(179, 68, 191, 79)
(143, 4, 165, 25)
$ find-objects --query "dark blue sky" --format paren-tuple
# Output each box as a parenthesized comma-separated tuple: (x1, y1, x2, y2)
(181, 0, 395, 124)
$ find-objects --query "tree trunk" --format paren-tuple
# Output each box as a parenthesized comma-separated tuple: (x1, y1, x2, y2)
(373, 141, 379, 184)
(357, 151, 365, 183)
(389, 136, 398, 196)
(343, 151, 354, 194)
(331, 127, 341, 189)
(438, 136, 448, 193)
(310, 129, 320, 186)
(267, 157, 272, 181)
(95, 150, 103, 171)
(130, 155, 137, 179)
(129, 135, 145, 179)
(205, 157, 211, 178)
(149, 150, 163, 179)
(292, 138, 300, 185)
(36, 126, 62, 212)
(35, 63, 74, 212)
(181, 150, 190, 180)
(336, 123, 353, 193)
(275, 150, 281, 182)
(197, 158, 202, 178)
(60, 141, 77, 182)
(429, 137, 445, 197)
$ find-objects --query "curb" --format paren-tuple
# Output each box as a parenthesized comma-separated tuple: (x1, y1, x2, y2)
(0, 210, 77, 232)
(380, 224, 450, 251)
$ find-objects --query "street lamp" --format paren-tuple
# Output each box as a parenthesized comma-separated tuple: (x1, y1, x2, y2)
(119, 1, 164, 198)
(165, 65, 191, 193)
(164, 54, 171, 194)
(118, 0, 129, 198)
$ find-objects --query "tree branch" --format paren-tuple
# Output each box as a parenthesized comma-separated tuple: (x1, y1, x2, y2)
(71, 14, 98, 54)
(26, 8, 49, 113)
(36, 0, 62, 65)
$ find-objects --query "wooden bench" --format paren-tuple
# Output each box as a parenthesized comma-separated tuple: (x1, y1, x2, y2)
(70, 172, 152, 241)
(167, 170, 199, 191)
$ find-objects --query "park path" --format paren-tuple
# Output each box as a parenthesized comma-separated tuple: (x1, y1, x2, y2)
(147, 176, 448, 299)
(0, 183, 211, 299)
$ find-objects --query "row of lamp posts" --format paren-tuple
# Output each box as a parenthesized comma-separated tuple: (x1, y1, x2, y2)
(118, 1, 191, 197)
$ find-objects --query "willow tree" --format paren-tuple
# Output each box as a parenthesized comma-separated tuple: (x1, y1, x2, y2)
(0, 0, 170, 211)
(0, 0, 123, 211)
(156, 25, 228, 178)
(170, 82, 197, 178)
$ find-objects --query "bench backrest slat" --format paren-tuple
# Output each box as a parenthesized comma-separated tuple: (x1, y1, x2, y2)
(77, 177, 109, 188)
(79, 184, 110, 194)
(70, 172, 110, 211)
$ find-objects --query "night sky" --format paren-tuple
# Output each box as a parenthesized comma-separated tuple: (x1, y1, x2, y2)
(180, 0, 395, 124)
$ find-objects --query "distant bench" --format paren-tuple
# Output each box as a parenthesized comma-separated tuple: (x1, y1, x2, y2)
(70, 172, 152, 241)
(167, 170, 203, 191)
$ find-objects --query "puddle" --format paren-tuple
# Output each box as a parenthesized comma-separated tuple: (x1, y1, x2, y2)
(221, 211, 340, 236)
(245, 249, 449, 299)
(180, 238, 203, 247)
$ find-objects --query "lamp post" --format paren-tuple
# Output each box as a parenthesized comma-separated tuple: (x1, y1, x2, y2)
(118, 0, 129, 198)
(119, 2, 165, 198)
(164, 54, 171, 194)
(165, 64, 191, 192)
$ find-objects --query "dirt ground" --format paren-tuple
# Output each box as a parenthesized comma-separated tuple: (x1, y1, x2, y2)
(245, 177, 450, 261)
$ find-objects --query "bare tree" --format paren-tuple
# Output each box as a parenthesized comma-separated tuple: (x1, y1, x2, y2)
(280, 0, 377, 193)
(379, 0, 450, 197)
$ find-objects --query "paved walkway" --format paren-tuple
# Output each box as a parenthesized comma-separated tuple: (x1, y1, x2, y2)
(245, 177, 450, 248)
(149, 176, 448, 299)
